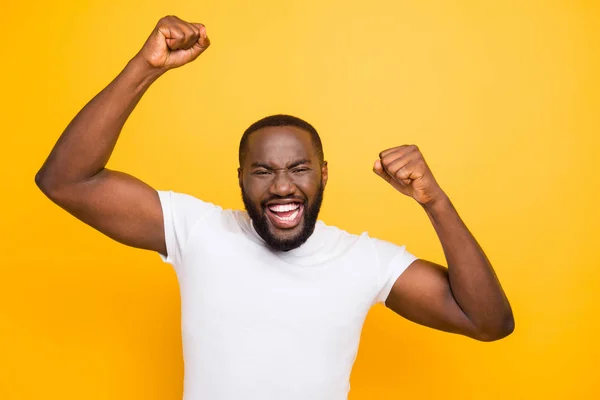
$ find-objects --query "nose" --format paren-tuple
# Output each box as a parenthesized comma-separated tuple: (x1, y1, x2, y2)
(269, 170, 296, 197)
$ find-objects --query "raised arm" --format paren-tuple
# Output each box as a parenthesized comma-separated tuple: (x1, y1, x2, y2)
(373, 145, 514, 342)
(35, 16, 210, 255)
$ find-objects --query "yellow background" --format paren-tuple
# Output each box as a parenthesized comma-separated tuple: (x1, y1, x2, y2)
(1, 0, 598, 399)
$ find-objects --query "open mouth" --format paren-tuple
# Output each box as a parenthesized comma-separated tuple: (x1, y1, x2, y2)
(265, 202, 305, 229)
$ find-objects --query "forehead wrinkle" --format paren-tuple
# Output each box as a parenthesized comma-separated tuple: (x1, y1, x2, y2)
(245, 128, 315, 169)
(251, 158, 312, 170)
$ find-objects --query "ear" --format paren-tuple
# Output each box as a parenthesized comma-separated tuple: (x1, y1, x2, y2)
(321, 161, 328, 188)
(237, 168, 242, 188)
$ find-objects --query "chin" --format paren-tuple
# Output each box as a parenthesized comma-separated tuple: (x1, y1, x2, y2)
(264, 228, 305, 252)
(259, 217, 316, 252)
(267, 218, 304, 238)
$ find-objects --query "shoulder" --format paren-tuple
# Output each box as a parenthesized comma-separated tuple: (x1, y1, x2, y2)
(317, 221, 415, 263)
(307, 221, 374, 256)
(157, 190, 220, 212)
(315, 221, 382, 247)
(157, 189, 248, 233)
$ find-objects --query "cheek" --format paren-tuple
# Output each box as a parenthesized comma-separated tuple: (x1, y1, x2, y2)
(297, 179, 321, 198)
(243, 180, 267, 203)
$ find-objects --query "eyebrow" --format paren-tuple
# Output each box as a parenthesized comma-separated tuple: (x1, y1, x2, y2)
(250, 159, 312, 170)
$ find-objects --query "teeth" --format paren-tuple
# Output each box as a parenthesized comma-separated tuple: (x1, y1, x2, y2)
(272, 209, 300, 222)
(269, 203, 300, 212)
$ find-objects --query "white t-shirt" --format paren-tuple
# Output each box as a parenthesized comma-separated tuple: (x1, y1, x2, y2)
(157, 190, 418, 400)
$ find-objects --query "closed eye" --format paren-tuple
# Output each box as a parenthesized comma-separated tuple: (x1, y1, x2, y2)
(253, 170, 273, 176)
(292, 167, 310, 173)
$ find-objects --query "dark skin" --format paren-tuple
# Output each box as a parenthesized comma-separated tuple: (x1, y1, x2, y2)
(35, 16, 211, 257)
(238, 126, 328, 244)
(239, 130, 514, 341)
(36, 15, 514, 342)
(373, 146, 514, 341)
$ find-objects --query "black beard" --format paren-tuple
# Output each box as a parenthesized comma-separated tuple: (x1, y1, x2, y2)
(241, 184, 324, 252)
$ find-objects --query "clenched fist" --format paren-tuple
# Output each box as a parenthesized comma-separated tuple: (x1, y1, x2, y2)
(136, 15, 210, 70)
(373, 145, 446, 206)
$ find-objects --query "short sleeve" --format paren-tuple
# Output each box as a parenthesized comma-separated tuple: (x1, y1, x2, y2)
(371, 237, 418, 304)
(157, 190, 221, 266)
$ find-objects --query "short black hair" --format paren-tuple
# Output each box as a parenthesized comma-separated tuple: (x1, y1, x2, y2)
(239, 114, 325, 167)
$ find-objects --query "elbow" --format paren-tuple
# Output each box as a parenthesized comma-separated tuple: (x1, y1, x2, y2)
(474, 311, 515, 342)
(35, 169, 54, 197)
(35, 169, 63, 201)
(35, 169, 49, 193)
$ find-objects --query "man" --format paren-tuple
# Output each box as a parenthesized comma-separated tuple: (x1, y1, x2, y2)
(35, 15, 514, 400)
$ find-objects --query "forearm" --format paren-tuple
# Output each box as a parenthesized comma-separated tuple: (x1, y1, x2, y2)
(36, 56, 163, 189)
(423, 194, 514, 339)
